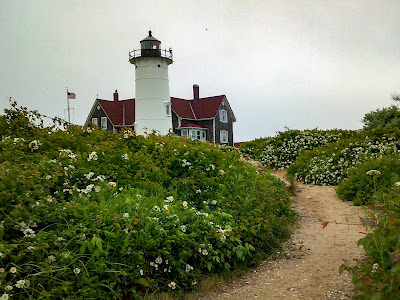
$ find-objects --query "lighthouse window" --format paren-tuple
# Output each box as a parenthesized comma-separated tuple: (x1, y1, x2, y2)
(101, 117, 107, 130)
(165, 102, 171, 116)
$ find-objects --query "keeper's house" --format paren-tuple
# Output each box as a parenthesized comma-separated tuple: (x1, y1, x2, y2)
(84, 85, 236, 146)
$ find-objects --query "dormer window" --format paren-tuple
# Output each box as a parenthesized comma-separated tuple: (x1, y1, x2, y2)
(219, 109, 228, 123)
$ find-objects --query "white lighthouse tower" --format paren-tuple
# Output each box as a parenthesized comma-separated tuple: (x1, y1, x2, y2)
(129, 31, 173, 135)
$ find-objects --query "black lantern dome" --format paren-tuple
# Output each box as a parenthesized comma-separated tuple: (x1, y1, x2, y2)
(129, 31, 173, 63)
(140, 31, 161, 57)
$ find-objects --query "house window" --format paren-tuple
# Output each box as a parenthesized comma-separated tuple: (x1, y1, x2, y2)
(220, 130, 228, 144)
(181, 129, 188, 137)
(165, 102, 171, 116)
(91, 118, 98, 127)
(101, 117, 107, 130)
(219, 109, 228, 123)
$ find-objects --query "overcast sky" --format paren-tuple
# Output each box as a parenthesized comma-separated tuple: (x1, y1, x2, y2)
(1, 0, 399, 141)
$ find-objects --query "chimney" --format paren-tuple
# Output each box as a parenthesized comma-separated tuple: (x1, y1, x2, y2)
(113, 90, 118, 102)
(193, 84, 199, 102)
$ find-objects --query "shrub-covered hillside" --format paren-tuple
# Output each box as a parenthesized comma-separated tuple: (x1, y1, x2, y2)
(287, 127, 400, 185)
(0, 103, 295, 299)
(240, 128, 356, 169)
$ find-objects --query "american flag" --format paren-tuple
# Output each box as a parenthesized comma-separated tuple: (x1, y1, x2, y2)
(67, 92, 76, 99)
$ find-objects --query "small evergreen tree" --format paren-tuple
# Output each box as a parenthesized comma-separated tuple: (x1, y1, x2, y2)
(362, 104, 400, 129)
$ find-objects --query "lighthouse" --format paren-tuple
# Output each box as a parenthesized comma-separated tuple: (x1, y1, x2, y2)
(129, 31, 173, 135)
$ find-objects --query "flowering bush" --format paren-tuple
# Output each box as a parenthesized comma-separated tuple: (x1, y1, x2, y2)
(240, 129, 354, 169)
(337, 157, 400, 205)
(287, 128, 400, 185)
(0, 103, 295, 299)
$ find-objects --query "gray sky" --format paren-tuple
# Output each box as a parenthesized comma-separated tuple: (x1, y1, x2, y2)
(1, 0, 399, 142)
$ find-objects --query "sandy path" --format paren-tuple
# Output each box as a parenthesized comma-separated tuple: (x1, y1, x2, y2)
(199, 170, 366, 300)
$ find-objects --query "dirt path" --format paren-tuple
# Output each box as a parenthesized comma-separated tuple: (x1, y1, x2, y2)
(199, 170, 366, 300)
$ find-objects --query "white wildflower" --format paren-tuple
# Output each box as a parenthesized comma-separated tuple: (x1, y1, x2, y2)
(155, 256, 162, 264)
(87, 151, 98, 161)
(185, 264, 194, 272)
(84, 172, 95, 179)
(371, 263, 379, 273)
(1, 293, 9, 300)
(123, 213, 129, 218)
(107, 182, 117, 187)
(366, 170, 381, 176)
(168, 281, 177, 289)
(28, 140, 42, 151)
(165, 196, 174, 202)
(15, 279, 26, 288)
(181, 225, 187, 233)
(73, 267, 81, 274)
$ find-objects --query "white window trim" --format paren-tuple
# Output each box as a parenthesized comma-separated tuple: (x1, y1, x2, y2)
(182, 128, 207, 142)
(181, 129, 188, 137)
(101, 117, 108, 130)
(92, 118, 98, 126)
(220, 130, 228, 144)
(219, 109, 228, 123)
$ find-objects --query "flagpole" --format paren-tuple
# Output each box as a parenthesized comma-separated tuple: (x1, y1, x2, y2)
(66, 88, 71, 123)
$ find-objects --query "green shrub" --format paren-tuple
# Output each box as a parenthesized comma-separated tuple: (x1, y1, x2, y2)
(341, 187, 400, 299)
(288, 128, 400, 185)
(240, 128, 355, 169)
(0, 103, 295, 299)
(362, 105, 400, 130)
(337, 157, 400, 205)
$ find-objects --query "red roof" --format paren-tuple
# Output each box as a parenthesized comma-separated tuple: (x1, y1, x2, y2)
(170, 97, 195, 119)
(171, 96, 225, 119)
(97, 99, 135, 126)
(179, 122, 207, 129)
(191, 96, 225, 119)
(95, 94, 228, 126)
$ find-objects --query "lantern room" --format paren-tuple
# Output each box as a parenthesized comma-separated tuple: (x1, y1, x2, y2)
(140, 31, 161, 57)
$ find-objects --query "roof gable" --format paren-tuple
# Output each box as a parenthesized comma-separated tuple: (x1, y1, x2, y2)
(97, 99, 135, 126)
